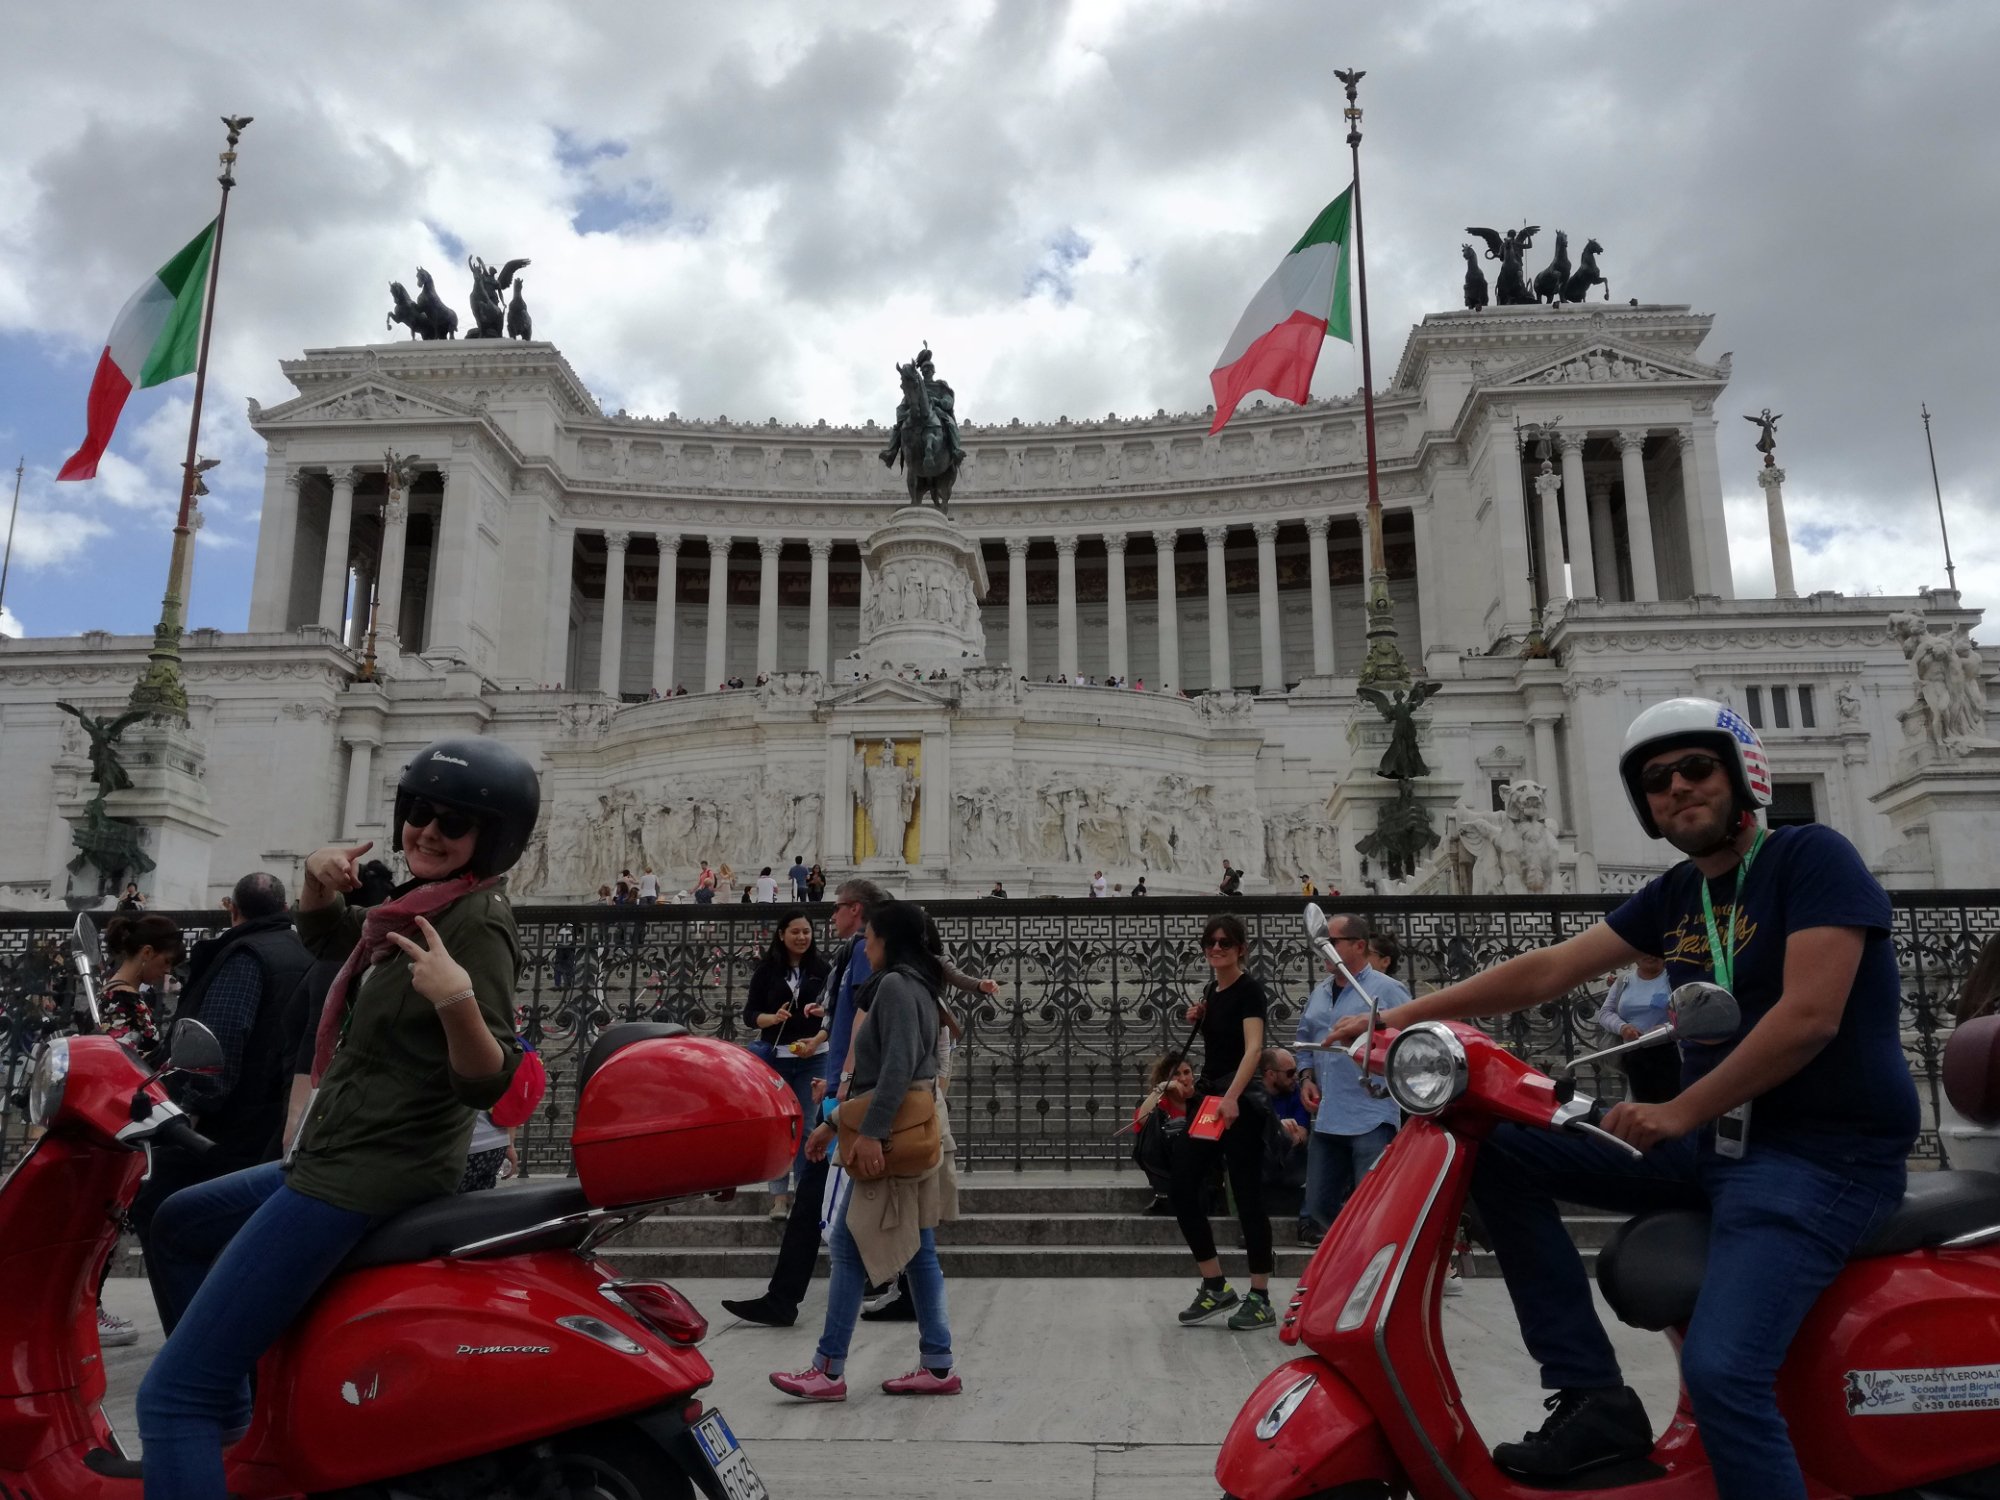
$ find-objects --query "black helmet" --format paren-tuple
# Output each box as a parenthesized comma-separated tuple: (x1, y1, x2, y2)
(394, 736, 541, 879)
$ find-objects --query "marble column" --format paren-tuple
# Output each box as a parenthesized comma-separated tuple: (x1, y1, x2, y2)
(545, 525, 573, 686)
(1757, 464, 1797, 598)
(1253, 520, 1283, 692)
(1305, 516, 1334, 675)
(1530, 713, 1565, 828)
(249, 467, 305, 631)
(756, 536, 783, 676)
(1006, 537, 1030, 675)
(1688, 419, 1736, 599)
(428, 463, 479, 659)
(317, 467, 358, 634)
(806, 537, 831, 677)
(704, 534, 732, 689)
(1491, 437, 1536, 632)
(342, 737, 377, 839)
(374, 482, 411, 651)
(1104, 533, 1129, 681)
(1153, 529, 1181, 690)
(1617, 429, 1660, 603)
(1587, 476, 1619, 601)
(652, 532, 680, 694)
(1203, 525, 1232, 690)
(1557, 436, 1597, 599)
(598, 530, 629, 697)
(348, 558, 374, 651)
(1533, 461, 1567, 609)
(1055, 534, 1080, 680)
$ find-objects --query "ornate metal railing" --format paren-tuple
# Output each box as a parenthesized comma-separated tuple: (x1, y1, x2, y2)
(3, 893, 1992, 1178)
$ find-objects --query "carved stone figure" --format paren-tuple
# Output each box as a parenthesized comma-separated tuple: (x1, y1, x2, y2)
(1837, 683, 1862, 723)
(1456, 781, 1562, 895)
(851, 740, 917, 861)
(466, 255, 530, 339)
(1954, 625, 1990, 739)
(1890, 609, 1986, 753)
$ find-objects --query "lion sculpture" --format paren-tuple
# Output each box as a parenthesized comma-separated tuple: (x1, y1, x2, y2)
(1456, 780, 1562, 896)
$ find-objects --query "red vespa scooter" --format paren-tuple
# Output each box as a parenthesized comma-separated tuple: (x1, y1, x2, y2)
(1216, 905, 2000, 1500)
(1, 1003, 799, 1500)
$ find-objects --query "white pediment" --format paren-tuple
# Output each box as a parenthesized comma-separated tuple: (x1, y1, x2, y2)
(1498, 341, 1716, 389)
(827, 675, 956, 710)
(251, 377, 476, 427)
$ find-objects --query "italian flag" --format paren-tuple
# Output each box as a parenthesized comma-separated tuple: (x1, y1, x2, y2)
(1208, 188, 1353, 435)
(57, 221, 216, 482)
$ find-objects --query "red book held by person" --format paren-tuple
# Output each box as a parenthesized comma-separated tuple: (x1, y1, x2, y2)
(1188, 1095, 1228, 1141)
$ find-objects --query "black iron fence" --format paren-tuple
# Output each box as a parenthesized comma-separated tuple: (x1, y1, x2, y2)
(3, 893, 1991, 1178)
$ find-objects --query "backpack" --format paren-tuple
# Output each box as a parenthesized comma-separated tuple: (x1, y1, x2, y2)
(488, 1042, 548, 1129)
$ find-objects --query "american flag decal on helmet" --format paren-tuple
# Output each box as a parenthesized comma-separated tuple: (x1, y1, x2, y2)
(1715, 705, 1772, 799)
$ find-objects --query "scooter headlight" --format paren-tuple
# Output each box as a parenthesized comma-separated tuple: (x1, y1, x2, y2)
(1384, 1022, 1467, 1116)
(27, 1038, 70, 1126)
(1255, 1373, 1318, 1440)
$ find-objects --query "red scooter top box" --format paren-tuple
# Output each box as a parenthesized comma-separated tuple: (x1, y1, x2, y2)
(572, 1035, 802, 1207)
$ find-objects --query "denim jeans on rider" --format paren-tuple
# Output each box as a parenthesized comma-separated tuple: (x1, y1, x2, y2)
(136, 1162, 378, 1500)
(1470, 1124, 1897, 1500)
(813, 1182, 953, 1376)
(1303, 1122, 1396, 1233)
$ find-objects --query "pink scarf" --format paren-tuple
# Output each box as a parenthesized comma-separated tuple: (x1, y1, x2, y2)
(309, 874, 499, 1085)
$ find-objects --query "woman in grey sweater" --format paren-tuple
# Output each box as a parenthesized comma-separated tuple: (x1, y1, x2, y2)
(771, 900, 959, 1401)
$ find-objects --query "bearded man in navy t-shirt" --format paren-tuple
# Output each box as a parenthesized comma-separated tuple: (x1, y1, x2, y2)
(1332, 698, 1916, 1498)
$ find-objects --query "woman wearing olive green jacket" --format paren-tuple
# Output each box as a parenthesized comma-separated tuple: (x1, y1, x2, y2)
(135, 737, 539, 1500)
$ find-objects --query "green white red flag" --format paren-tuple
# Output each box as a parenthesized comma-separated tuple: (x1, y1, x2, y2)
(57, 221, 216, 481)
(1208, 188, 1353, 434)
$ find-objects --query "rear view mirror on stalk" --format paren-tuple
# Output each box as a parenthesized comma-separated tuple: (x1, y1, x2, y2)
(1665, 982, 1740, 1041)
(70, 914, 106, 1030)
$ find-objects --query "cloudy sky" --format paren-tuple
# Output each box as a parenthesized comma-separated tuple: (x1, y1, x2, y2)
(1, 0, 1994, 639)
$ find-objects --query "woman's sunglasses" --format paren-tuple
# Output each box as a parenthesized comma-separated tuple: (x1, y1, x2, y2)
(404, 796, 479, 840)
(1201, 936, 1240, 951)
(1638, 753, 1723, 796)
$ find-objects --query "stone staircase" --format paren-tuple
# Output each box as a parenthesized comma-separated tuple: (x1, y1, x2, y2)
(591, 1169, 1624, 1280)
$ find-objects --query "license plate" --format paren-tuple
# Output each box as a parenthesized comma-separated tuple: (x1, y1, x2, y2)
(694, 1411, 767, 1500)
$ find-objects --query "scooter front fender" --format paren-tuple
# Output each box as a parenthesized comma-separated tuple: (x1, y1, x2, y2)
(1216, 1356, 1399, 1500)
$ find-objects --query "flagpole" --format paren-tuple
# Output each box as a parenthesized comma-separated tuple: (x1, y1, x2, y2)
(1920, 403, 1958, 596)
(129, 115, 250, 722)
(1335, 69, 1409, 687)
(0, 457, 22, 630)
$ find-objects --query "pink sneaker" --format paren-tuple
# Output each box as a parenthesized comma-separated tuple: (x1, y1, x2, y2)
(882, 1367, 962, 1395)
(769, 1365, 847, 1402)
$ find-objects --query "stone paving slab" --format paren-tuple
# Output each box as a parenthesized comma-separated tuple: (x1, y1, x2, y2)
(100, 1274, 1680, 1497)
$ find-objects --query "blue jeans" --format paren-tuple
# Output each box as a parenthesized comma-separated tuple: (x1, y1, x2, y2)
(136, 1162, 378, 1500)
(1303, 1123, 1395, 1232)
(1471, 1124, 1898, 1500)
(765, 1052, 819, 1193)
(813, 1183, 953, 1376)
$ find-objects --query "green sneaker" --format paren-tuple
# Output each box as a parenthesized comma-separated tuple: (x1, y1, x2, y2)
(1177, 1282, 1240, 1325)
(1227, 1292, 1277, 1331)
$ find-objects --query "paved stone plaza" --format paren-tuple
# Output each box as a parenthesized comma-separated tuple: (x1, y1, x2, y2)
(99, 1274, 1679, 1497)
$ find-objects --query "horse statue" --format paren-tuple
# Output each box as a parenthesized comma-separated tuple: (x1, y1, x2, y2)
(413, 268, 458, 338)
(1466, 224, 1541, 306)
(878, 353, 963, 507)
(507, 279, 533, 340)
(1562, 238, 1609, 302)
(387, 281, 427, 339)
(466, 254, 531, 338)
(1461, 245, 1489, 310)
(1532, 230, 1571, 304)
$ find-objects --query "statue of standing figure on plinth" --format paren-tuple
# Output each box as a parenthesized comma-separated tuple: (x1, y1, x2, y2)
(851, 738, 919, 861)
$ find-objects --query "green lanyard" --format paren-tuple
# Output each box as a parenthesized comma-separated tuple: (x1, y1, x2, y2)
(1699, 826, 1767, 993)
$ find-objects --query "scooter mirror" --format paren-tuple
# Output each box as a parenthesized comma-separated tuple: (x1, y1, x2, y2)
(167, 1019, 225, 1076)
(70, 914, 105, 1029)
(1303, 903, 1335, 965)
(1666, 982, 1741, 1042)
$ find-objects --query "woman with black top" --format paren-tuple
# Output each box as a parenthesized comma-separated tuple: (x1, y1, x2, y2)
(1170, 912, 1275, 1329)
(101, 913, 182, 1062)
(743, 909, 831, 1220)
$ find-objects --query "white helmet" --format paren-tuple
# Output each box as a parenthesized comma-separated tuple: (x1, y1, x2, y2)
(1618, 697, 1772, 840)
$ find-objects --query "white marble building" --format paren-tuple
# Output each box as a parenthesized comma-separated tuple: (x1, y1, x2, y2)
(0, 303, 1990, 907)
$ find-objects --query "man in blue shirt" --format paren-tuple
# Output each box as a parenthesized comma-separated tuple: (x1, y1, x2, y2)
(789, 856, 810, 901)
(723, 877, 886, 1328)
(1295, 914, 1407, 1245)
(1332, 699, 1917, 1497)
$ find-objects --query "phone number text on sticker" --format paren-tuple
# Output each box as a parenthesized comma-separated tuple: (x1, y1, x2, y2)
(1844, 1364, 2000, 1416)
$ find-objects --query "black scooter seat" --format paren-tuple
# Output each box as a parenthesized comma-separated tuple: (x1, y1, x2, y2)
(1598, 1170, 2000, 1331)
(343, 1180, 594, 1270)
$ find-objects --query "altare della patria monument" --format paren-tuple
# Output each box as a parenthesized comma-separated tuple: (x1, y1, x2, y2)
(1, 235, 1993, 909)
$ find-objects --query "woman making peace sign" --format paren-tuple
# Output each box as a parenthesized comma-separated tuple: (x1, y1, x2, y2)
(134, 737, 539, 1500)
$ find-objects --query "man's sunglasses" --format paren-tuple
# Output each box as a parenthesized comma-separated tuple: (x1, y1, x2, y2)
(1638, 753, 1724, 796)
(404, 797, 480, 840)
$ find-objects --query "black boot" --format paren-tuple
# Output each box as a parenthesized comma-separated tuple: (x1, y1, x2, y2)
(1492, 1386, 1652, 1479)
(720, 1294, 797, 1328)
